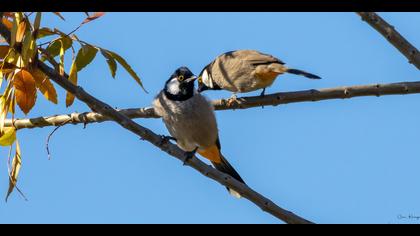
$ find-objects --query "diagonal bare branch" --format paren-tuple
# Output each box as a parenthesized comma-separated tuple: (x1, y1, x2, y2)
(37, 59, 313, 225)
(357, 12, 420, 70)
(5, 81, 420, 130)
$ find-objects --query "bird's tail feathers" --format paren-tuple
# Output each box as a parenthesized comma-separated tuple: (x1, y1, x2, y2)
(212, 154, 245, 198)
(286, 68, 321, 79)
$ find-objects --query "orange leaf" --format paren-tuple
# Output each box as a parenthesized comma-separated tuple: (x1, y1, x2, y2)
(13, 69, 37, 115)
(82, 12, 105, 24)
(31, 69, 58, 104)
(0, 45, 10, 59)
(2, 18, 12, 30)
(15, 21, 26, 43)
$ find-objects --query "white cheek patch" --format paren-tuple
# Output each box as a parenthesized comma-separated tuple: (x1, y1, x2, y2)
(167, 78, 181, 95)
(202, 69, 214, 88)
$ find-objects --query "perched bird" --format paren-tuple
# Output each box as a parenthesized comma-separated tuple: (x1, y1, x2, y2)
(197, 49, 321, 96)
(153, 66, 245, 198)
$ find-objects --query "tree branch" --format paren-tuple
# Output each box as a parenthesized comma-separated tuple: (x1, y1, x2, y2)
(357, 12, 420, 70)
(0, 17, 312, 224)
(5, 81, 420, 130)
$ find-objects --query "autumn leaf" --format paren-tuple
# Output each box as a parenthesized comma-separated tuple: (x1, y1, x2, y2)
(21, 30, 35, 65)
(37, 27, 56, 39)
(59, 40, 65, 76)
(2, 17, 12, 30)
(8, 91, 15, 115)
(65, 61, 78, 107)
(13, 69, 37, 115)
(103, 49, 147, 93)
(15, 21, 26, 43)
(43, 36, 72, 60)
(3, 48, 18, 66)
(0, 81, 13, 133)
(53, 12, 65, 21)
(0, 127, 16, 146)
(75, 44, 98, 72)
(0, 45, 10, 59)
(0, 96, 7, 133)
(10, 16, 17, 46)
(100, 49, 117, 78)
(82, 12, 105, 25)
(31, 69, 58, 104)
(6, 140, 22, 202)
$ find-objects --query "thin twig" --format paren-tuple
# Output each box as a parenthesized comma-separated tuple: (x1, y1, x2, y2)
(46, 119, 71, 160)
(38, 15, 85, 48)
(357, 12, 420, 70)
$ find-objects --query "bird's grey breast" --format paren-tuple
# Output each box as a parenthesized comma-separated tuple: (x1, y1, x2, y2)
(153, 91, 218, 151)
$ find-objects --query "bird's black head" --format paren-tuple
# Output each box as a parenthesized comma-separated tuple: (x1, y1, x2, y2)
(164, 66, 197, 101)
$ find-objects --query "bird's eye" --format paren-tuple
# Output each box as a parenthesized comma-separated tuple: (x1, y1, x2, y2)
(178, 75, 184, 81)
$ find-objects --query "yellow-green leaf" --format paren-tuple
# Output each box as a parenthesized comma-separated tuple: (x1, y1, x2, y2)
(0, 127, 16, 146)
(6, 49, 18, 65)
(0, 96, 7, 133)
(37, 27, 56, 39)
(59, 40, 65, 76)
(4, 82, 16, 115)
(105, 49, 147, 93)
(65, 61, 78, 107)
(21, 30, 33, 65)
(8, 91, 15, 115)
(13, 69, 37, 115)
(6, 140, 22, 202)
(42, 36, 72, 60)
(75, 44, 98, 72)
(14, 12, 24, 24)
(31, 69, 58, 104)
(0, 79, 13, 133)
(100, 49, 117, 78)
(10, 16, 17, 46)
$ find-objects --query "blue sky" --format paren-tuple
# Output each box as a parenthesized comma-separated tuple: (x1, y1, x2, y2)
(1, 12, 420, 224)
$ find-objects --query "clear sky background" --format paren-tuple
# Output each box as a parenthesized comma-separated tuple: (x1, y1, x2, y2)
(0, 12, 419, 224)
